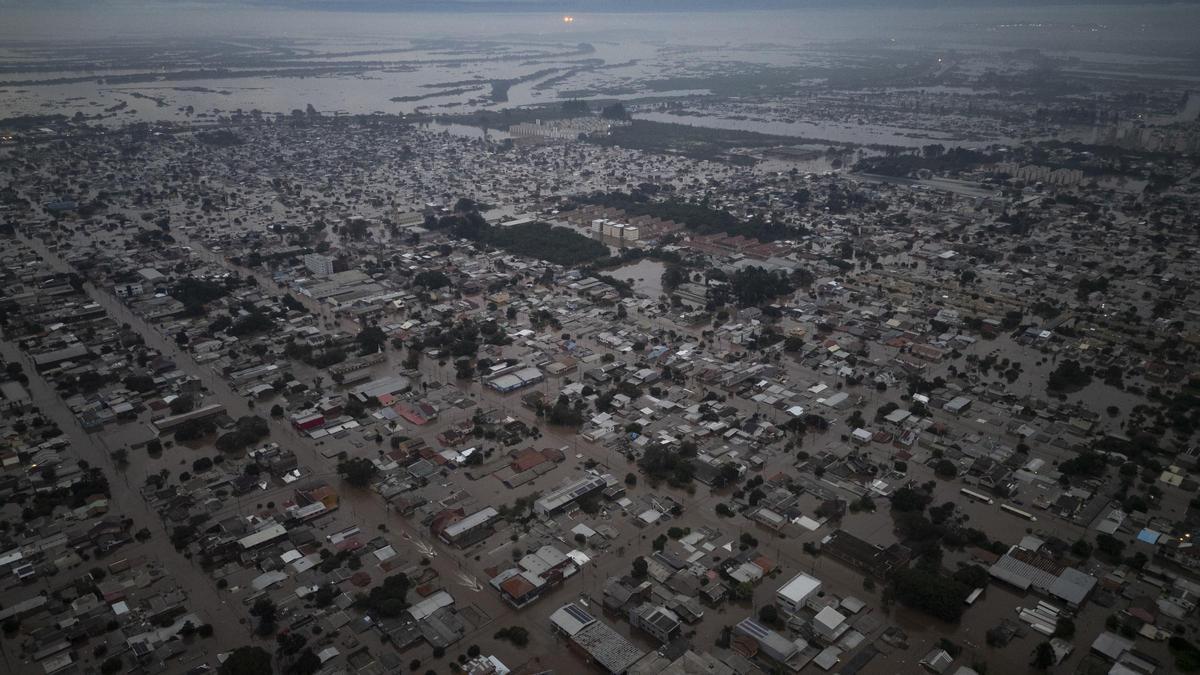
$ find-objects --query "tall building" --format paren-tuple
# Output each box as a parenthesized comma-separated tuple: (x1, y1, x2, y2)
(303, 253, 335, 276)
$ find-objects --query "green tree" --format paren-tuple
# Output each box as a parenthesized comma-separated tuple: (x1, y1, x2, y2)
(891, 487, 932, 513)
(1032, 642, 1055, 670)
(1070, 539, 1093, 560)
(220, 646, 273, 675)
(291, 649, 321, 675)
(250, 597, 277, 636)
(337, 457, 377, 488)
(1096, 533, 1126, 559)
(632, 556, 648, 579)
(933, 459, 957, 479)
(758, 604, 780, 626)
(890, 567, 969, 622)
(494, 626, 530, 647)
(360, 573, 411, 618)
(601, 102, 629, 120)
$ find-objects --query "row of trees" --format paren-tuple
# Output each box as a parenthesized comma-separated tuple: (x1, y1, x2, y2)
(425, 207, 607, 266)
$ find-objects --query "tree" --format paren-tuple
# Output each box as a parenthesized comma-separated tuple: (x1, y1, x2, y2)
(1048, 359, 1092, 392)
(454, 358, 475, 379)
(891, 487, 932, 513)
(221, 646, 273, 675)
(890, 567, 969, 622)
(250, 597, 277, 636)
(414, 270, 451, 289)
(933, 459, 957, 479)
(337, 457, 377, 488)
(661, 265, 686, 291)
(214, 415, 270, 453)
(624, 472, 637, 486)
(1096, 533, 1126, 559)
(270, 404, 284, 417)
(562, 99, 590, 115)
(601, 102, 629, 120)
(1032, 642, 1055, 670)
(632, 556, 648, 579)
(1059, 451, 1106, 478)
(1053, 617, 1075, 639)
(1070, 539, 1093, 560)
(360, 573, 411, 618)
(291, 649, 321, 675)
(493, 626, 530, 647)
(952, 565, 989, 589)
(356, 325, 387, 355)
(758, 604, 780, 626)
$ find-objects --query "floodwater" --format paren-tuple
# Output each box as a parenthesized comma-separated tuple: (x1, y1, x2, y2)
(636, 110, 1097, 150)
(4, 4, 1200, 126)
(609, 259, 668, 299)
(424, 121, 512, 140)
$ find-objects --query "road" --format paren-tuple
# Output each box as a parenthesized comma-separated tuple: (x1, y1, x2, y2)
(15, 232, 600, 671)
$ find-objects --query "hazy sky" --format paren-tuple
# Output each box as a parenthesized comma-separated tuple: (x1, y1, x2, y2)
(2, 0, 1195, 8)
(3, 0, 1199, 45)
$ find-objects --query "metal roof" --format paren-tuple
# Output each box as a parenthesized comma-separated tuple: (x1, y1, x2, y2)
(549, 603, 595, 637)
(573, 618, 645, 674)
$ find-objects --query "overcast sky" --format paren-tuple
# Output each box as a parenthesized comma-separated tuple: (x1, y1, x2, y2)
(1, 0, 1190, 9)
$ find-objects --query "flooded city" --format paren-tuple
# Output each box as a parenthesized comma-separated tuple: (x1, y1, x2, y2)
(3, 2, 1200, 675)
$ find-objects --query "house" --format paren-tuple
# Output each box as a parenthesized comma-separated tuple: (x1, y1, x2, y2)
(920, 648, 954, 673)
(628, 604, 681, 645)
(1090, 632, 1134, 662)
(943, 396, 972, 415)
(489, 545, 576, 608)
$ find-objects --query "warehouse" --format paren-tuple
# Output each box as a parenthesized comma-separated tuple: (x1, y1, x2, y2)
(487, 366, 544, 393)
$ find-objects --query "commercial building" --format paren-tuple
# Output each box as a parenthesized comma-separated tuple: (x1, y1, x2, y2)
(437, 507, 499, 547)
(303, 253, 336, 276)
(534, 474, 609, 516)
(486, 366, 544, 393)
(820, 530, 910, 580)
(551, 603, 646, 675)
(150, 403, 226, 434)
(988, 544, 1097, 608)
(776, 571, 822, 616)
(734, 618, 805, 665)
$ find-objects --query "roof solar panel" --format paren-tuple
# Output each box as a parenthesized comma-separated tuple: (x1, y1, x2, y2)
(565, 604, 594, 624)
(739, 619, 769, 638)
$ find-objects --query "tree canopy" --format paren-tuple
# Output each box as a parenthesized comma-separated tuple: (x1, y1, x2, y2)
(337, 457, 377, 488)
(220, 646, 273, 675)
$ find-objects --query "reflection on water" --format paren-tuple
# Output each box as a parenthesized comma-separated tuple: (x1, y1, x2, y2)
(610, 259, 667, 299)
(635, 111, 1092, 149)
(426, 122, 511, 140)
